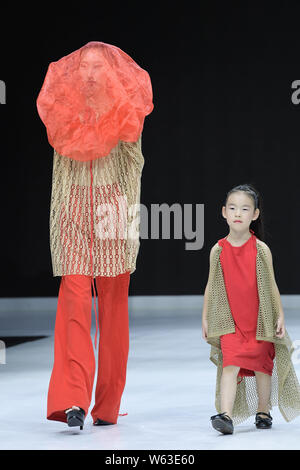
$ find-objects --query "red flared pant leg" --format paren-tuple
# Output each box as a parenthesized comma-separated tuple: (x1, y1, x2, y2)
(91, 271, 130, 424)
(47, 275, 96, 423)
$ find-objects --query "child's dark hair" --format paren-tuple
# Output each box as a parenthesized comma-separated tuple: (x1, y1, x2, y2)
(224, 183, 265, 241)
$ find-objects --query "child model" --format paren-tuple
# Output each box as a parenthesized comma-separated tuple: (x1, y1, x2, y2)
(202, 183, 300, 434)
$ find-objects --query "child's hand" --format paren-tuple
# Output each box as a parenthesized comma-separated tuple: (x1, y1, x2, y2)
(202, 318, 208, 341)
(276, 315, 285, 338)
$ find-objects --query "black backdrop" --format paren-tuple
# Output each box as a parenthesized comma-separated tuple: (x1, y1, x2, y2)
(1, 2, 300, 296)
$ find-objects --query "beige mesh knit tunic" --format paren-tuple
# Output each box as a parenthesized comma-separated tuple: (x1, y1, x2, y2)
(49, 136, 144, 278)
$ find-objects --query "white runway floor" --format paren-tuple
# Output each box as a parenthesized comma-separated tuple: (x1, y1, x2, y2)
(1, 306, 300, 450)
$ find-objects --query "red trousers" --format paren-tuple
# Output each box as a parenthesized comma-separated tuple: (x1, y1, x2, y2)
(47, 271, 130, 424)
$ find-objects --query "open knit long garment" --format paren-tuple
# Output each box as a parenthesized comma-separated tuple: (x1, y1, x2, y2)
(206, 240, 300, 425)
(49, 136, 144, 278)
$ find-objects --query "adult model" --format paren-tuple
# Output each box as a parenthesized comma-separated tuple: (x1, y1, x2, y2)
(37, 41, 153, 430)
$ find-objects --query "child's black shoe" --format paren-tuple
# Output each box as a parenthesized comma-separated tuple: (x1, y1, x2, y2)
(255, 412, 272, 429)
(210, 412, 234, 434)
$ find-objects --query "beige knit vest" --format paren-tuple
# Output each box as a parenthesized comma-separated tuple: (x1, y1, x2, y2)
(206, 240, 300, 423)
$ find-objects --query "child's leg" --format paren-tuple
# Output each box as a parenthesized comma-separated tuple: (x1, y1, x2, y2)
(254, 371, 272, 414)
(220, 365, 240, 418)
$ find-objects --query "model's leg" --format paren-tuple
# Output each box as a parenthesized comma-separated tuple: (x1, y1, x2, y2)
(91, 271, 130, 424)
(254, 371, 272, 414)
(47, 275, 96, 423)
(220, 365, 240, 418)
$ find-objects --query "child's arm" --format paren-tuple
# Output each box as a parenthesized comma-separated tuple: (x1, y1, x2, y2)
(259, 240, 285, 338)
(202, 243, 219, 340)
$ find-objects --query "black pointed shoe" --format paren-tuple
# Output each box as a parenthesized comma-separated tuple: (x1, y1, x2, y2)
(93, 418, 114, 426)
(255, 412, 272, 429)
(210, 412, 234, 435)
(66, 407, 85, 430)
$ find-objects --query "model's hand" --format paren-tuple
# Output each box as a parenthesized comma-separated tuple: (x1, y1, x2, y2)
(276, 315, 285, 338)
(202, 318, 208, 341)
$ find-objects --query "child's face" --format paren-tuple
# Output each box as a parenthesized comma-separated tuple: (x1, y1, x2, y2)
(222, 191, 259, 231)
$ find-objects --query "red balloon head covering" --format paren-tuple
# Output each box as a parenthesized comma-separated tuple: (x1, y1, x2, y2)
(36, 41, 154, 161)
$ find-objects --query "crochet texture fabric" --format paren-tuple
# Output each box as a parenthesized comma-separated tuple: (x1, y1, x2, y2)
(49, 136, 144, 277)
(206, 240, 300, 425)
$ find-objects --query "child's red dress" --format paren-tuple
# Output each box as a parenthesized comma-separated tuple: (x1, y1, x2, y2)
(218, 230, 275, 378)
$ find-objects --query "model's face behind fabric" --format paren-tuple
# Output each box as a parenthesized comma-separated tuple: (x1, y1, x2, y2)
(78, 48, 105, 98)
(36, 41, 154, 161)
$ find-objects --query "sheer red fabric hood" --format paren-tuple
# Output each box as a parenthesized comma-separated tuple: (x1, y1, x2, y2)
(36, 41, 153, 161)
